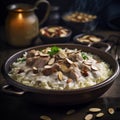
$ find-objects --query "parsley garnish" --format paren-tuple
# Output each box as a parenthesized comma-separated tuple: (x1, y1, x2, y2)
(17, 57, 26, 62)
(48, 46, 60, 56)
(81, 52, 88, 60)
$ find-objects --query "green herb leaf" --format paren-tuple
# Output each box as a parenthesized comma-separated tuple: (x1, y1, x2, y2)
(81, 52, 88, 60)
(17, 57, 26, 62)
(48, 46, 60, 56)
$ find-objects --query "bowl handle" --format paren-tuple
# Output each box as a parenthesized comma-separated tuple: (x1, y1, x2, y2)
(88, 42, 111, 52)
(2, 84, 25, 95)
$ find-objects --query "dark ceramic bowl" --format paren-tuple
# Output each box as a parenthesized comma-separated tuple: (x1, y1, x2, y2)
(73, 33, 111, 52)
(62, 12, 98, 35)
(73, 33, 107, 45)
(1, 44, 119, 106)
(39, 25, 72, 44)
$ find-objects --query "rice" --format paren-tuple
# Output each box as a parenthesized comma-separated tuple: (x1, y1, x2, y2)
(9, 47, 113, 90)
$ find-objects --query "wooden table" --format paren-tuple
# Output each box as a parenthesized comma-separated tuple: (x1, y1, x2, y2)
(0, 27, 120, 120)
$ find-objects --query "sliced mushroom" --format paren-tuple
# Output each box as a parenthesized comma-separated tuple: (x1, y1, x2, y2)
(66, 58, 73, 64)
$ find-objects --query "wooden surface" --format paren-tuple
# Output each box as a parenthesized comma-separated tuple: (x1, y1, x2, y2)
(0, 27, 120, 120)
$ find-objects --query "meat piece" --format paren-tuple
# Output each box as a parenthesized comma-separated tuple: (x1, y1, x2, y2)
(27, 49, 36, 58)
(26, 57, 35, 66)
(26, 56, 40, 66)
(42, 64, 59, 76)
(69, 67, 81, 81)
(26, 56, 50, 68)
(81, 66, 88, 77)
(68, 53, 77, 62)
(33, 56, 50, 68)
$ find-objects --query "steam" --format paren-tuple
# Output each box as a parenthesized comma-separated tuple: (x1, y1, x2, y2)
(70, 0, 112, 15)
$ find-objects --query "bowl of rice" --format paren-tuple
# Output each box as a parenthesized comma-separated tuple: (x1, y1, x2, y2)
(2, 44, 119, 105)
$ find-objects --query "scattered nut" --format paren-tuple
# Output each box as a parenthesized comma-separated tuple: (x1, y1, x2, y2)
(108, 108, 115, 115)
(66, 109, 76, 115)
(84, 113, 93, 120)
(89, 108, 101, 112)
(40, 115, 52, 120)
(96, 112, 104, 118)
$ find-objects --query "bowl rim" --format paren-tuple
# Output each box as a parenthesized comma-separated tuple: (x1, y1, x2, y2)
(2, 44, 119, 94)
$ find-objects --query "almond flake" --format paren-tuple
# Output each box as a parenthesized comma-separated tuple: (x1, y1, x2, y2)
(89, 108, 101, 112)
(91, 65, 98, 71)
(58, 71, 63, 80)
(66, 109, 76, 115)
(44, 65, 52, 69)
(84, 114, 93, 120)
(40, 29, 45, 35)
(59, 52, 67, 59)
(60, 64, 69, 73)
(48, 28, 55, 33)
(96, 112, 104, 118)
(40, 115, 52, 120)
(40, 52, 49, 57)
(48, 58, 55, 65)
(108, 108, 115, 115)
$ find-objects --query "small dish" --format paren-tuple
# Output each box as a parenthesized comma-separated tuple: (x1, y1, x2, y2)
(73, 33, 106, 45)
(73, 33, 111, 52)
(62, 12, 98, 35)
(39, 25, 72, 44)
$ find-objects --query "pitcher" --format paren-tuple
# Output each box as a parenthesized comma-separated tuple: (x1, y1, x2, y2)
(5, 0, 50, 47)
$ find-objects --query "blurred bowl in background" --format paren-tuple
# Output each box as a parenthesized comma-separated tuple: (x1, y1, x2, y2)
(39, 25, 72, 44)
(62, 12, 98, 35)
(73, 33, 106, 45)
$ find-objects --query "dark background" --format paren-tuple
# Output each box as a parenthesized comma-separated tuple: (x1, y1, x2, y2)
(0, 0, 120, 30)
